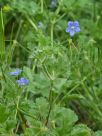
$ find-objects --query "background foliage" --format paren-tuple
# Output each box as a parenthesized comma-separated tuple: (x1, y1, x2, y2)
(0, 0, 102, 135)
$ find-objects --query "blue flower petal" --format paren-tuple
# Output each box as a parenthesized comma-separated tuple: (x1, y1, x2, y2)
(69, 30, 75, 37)
(9, 69, 22, 76)
(17, 77, 28, 86)
(75, 26, 80, 32)
(68, 21, 73, 27)
(66, 27, 70, 33)
(73, 21, 79, 27)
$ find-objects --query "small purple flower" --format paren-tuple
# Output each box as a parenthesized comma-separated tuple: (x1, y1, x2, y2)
(16, 78, 28, 86)
(66, 21, 80, 37)
(9, 69, 22, 76)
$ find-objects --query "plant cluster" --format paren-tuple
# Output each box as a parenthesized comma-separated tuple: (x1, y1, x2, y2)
(0, 0, 102, 136)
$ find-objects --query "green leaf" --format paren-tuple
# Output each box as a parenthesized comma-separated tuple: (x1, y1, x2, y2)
(29, 72, 50, 97)
(53, 107, 78, 135)
(35, 97, 49, 118)
(61, 0, 75, 8)
(94, 131, 102, 136)
(71, 124, 91, 136)
(23, 66, 34, 81)
(0, 105, 8, 124)
(11, 0, 39, 15)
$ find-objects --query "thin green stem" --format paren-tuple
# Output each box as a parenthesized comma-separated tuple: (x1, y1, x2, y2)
(41, 62, 53, 81)
(0, 8, 5, 63)
(55, 72, 94, 105)
(81, 82, 93, 100)
(93, 0, 96, 21)
(39, 60, 53, 126)
(51, 22, 54, 47)
(25, 15, 38, 31)
(15, 20, 23, 40)
(17, 110, 26, 134)
(45, 82, 53, 126)
(41, 0, 43, 13)
(15, 96, 20, 119)
(17, 108, 37, 120)
(55, 13, 66, 23)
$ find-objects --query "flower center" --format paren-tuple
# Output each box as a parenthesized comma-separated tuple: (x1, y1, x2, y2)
(71, 26, 75, 30)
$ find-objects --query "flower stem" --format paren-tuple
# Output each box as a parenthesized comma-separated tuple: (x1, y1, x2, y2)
(41, 0, 43, 13)
(45, 82, 53, 126)
(51, 22, 54, 47)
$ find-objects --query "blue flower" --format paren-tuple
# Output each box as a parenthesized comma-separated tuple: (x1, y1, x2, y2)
(38, 22, 44, 29)
(9, 69, 22, 76)
(50, 0, 57, 9)
(66, 21, 80, 37)
(16, 78, 28, 86)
